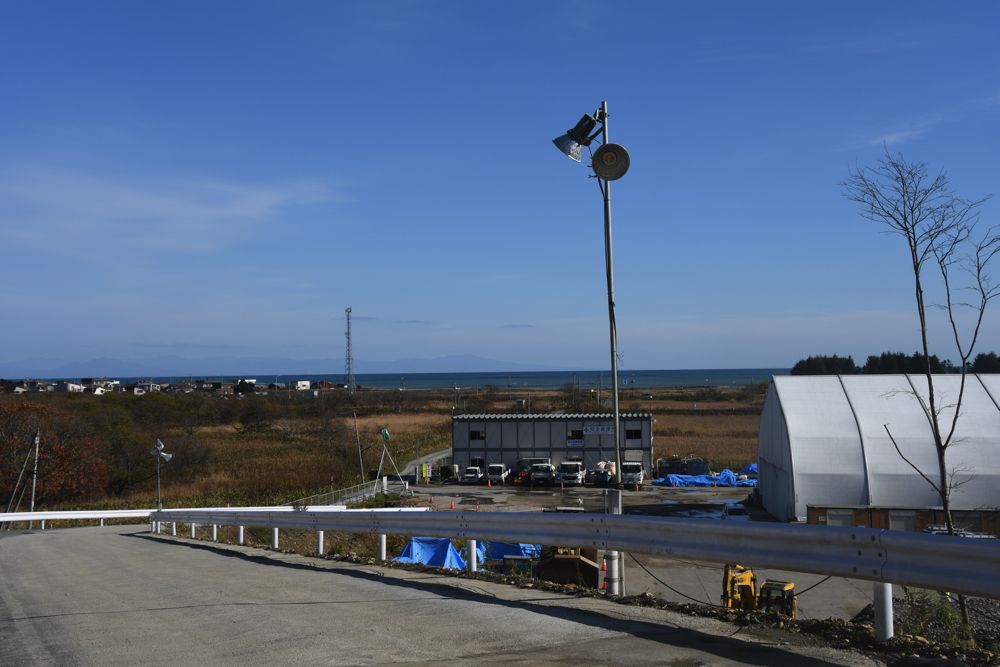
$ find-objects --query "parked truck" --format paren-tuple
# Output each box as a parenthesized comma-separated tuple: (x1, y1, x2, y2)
(486, 463, 510, 485)
(558, 461, 586, 486)
(530, 463, 556, 486)
(621, 462, 645, 489)
(460, 466, 484, 484)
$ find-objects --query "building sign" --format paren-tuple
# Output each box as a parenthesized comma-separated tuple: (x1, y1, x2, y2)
(583, 425, 614, 436)
(567, 439, 585, 447)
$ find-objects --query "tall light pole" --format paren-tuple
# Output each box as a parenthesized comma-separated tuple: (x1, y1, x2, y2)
(552, 100, 630, 486)
(553, 100, 631, 596)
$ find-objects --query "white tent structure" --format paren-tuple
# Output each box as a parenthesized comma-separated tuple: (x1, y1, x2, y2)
(758, 374, 1000, 522)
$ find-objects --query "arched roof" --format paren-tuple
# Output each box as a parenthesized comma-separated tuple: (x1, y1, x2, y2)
(760, 374, 1000, 521)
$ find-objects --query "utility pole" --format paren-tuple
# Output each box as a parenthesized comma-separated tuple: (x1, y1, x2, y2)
(28, 432, 40, 529)
(344, 306, 357, 394)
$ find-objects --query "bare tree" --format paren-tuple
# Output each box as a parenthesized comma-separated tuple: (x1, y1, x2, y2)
(844, 151, 998, 535)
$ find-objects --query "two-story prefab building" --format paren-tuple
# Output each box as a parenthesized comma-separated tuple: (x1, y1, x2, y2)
(452, 413, 654, 471)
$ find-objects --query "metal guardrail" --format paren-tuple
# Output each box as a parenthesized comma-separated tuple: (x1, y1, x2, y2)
(0, 505, 351, 528)
(1, 509, 154, 523)
(150, 508, 1000, 600)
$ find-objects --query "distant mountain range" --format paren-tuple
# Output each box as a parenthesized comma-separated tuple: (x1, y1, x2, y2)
(0, 354, 569, 380)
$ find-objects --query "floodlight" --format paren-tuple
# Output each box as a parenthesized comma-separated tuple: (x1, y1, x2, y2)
(160, 452, 173, 463)
(552, 114, 599, 162)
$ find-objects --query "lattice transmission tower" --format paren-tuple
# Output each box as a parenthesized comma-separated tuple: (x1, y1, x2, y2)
(344, 306, 356, 394)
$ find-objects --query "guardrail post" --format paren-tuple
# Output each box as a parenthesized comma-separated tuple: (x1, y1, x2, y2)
(100, 518, 104, 527)
(237, 525, 245, 545)
(41, 520, 46, 530)
(468, 539, 478, 573)
(378, 534, 387, 561)
(317, 530, 325, 555)
(382, 476, 387, 494)
(271, 527, 279, 550)
(212, 524, 218, 542)
(190, 523, 197, 539)
(171, 522, 177, 536)
(605, 489, 622, 596)
(874, 582, 894, 641)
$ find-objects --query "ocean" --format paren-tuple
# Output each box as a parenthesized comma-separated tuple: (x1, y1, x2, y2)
(136, 368, 787, 390)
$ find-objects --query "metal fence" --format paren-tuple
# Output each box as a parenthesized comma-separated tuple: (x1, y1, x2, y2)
(285, 478, 410, 507)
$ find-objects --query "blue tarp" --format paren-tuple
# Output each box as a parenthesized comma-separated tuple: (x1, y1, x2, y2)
(652, 468, 758, 488)
(485, 542, 541, 560)
(740, 463, 758, 475)
(394, 537, 466, 569)
(395, 538, 544, 569)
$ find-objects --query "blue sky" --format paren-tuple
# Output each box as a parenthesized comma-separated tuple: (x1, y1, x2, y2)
(2, 1, 999, 373)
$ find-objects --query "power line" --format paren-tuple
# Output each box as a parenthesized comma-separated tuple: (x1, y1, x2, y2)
(628, 553, 720, 607)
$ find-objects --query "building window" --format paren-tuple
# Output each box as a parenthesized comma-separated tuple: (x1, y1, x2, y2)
(567, 429, 583, 440)
(825, 509, 854, 527)
(469, 430, 485, 441)
(888, 511, 916, 532)
(625, 429, 642, 440)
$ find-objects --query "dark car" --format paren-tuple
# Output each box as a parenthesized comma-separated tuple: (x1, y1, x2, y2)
(588, 468, 612, 487)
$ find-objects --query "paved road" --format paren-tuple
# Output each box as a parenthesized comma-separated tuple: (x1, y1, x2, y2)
(401, 447, 451, 478)
(0, 526, 879, 666)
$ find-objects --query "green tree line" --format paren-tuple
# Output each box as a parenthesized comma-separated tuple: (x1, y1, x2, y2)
(790, 351, 1000, 375)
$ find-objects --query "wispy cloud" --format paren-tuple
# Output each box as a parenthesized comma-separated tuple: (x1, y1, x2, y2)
(127, 341, 243, 351)
(498, 323, 535, 329)
(866, 114, 943, 147)
(0, 166, 345, 259)
(857, 92, 1000, 148)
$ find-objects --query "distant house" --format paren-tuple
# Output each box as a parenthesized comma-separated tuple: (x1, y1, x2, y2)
(295, 380, 311, 391)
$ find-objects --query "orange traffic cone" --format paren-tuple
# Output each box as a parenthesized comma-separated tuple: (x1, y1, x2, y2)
(488, 478, 492, 488)
(601, 577, 607, 591)
(601, 557, 607, 572)
(449, 497, 455, 510)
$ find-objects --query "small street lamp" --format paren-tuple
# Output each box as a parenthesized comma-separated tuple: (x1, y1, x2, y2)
(150, 439, 172, 511)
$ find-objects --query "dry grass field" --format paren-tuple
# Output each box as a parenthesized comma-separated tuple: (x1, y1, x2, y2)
(652, 413, 759, 470)
(138, 386, 765, 505)
(6, 383, 766, 510)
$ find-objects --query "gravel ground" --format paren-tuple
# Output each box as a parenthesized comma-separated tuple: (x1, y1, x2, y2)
(851, 591, 1000, 663)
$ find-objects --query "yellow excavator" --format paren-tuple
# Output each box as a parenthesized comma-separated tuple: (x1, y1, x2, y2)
(722, 564, 797, 618)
